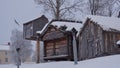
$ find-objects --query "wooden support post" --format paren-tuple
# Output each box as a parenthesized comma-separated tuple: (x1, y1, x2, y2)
(71, 28, 78, 65)
(36, 38, 40, 63)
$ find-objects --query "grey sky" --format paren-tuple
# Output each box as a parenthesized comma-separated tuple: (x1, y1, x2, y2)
(0, 0, 119, 45)
(0, 0, 43, 44)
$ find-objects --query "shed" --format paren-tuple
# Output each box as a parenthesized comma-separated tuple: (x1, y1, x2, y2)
(78, 15, 120, 60)
(37, 19, 83, 61)
(23, 15, 48, 40)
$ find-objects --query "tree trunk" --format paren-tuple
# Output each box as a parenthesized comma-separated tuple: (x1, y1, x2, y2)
(56, 0, 60, 19)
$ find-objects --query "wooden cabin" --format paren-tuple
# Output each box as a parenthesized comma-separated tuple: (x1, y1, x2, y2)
(23, 15, 48, 40)
(38, 20, 82, 61)
(78, 15, 120, 60)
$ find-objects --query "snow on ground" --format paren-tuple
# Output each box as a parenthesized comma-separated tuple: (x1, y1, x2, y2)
(0, 55, 120, 68)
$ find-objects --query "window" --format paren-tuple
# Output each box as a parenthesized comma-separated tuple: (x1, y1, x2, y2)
(5, 58, 8, 62)
(0, 59, 1, 64)
(5, 51, 7, 55)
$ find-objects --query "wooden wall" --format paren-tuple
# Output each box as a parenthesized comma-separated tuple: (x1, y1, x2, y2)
(42, 26, 73, 60)
(78, 19, 120, 61)
(23, 15, 48, 40)
(42, 26, 65, 41)
(103, 31, 120, 54)
(23, 22, 33, 39)
(44, 38, 67, 57)
(33, 15, 48, 37)
(42, 26, 68, 60)
(78, 20, 104, 60)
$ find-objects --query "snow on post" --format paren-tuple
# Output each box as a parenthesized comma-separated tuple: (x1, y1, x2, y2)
(116, 40, 120, 48)
(116, 40, 120, 45)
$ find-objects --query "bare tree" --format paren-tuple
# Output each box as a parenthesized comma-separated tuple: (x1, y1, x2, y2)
(34, 0, 82, 19)
(86, 0, 120, 16)
(87, 0, 108, 15)
(112, 0, 120, 16)
(102, 0, 119, 16)
(10, 29, 33, 63)
(88, 0, 99, 15)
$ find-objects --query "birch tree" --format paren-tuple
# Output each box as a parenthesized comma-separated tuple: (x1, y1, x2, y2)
(10, 29, 33, 63)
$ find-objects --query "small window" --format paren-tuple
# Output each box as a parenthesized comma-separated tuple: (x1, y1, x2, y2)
(0, 59, 1, 64)
(5, 51, 7, 55)
(5, 58, 8, 62)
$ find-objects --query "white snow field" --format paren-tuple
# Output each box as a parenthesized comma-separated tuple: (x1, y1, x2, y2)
(0, 55, 120, 68)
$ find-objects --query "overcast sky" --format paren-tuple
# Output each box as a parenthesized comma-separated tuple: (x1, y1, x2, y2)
(0, 0, 44, 44)
(0, 0, 119, 45)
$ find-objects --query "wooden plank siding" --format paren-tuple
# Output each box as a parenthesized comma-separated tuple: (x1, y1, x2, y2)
(23, 22, 33, 39)
(42, 26, 73, 61)
(23, 15, 48, 40)
(103, 31, 120, 55)
(78, 20, 104, 60)
(44, 38, 67, 57)
(78, 18, 120, 61)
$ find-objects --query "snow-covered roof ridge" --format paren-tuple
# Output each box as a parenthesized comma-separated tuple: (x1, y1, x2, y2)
(36, 20, 83, 36)
(0, 45, 10, 50)
(51, 21, 83, 33)
(23, 15, 47, 25)
(87, 15, 120, 31)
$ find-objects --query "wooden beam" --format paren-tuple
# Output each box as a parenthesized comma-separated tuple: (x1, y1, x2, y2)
(36, 39, 40, 63)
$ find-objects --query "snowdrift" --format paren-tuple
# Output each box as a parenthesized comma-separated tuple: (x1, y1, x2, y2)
(0, 55, 120, 68)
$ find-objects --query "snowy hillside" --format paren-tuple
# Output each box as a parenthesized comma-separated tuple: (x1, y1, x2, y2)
(0, 55, 120, 68)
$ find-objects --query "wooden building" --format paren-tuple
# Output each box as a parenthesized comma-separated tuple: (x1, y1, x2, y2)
(78, 15, 120, 60)
(37, 20, 82, 61)
(23, 15, 48, 40)
(23, 15, 49, 63)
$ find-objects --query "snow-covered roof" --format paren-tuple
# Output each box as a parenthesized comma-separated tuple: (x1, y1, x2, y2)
(87, 15, 120, 31)
(116, 40, 120, 45)
(0, 45, 10, 50)
(36, 20, 83, 36)
(51, 21, 83, 32)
